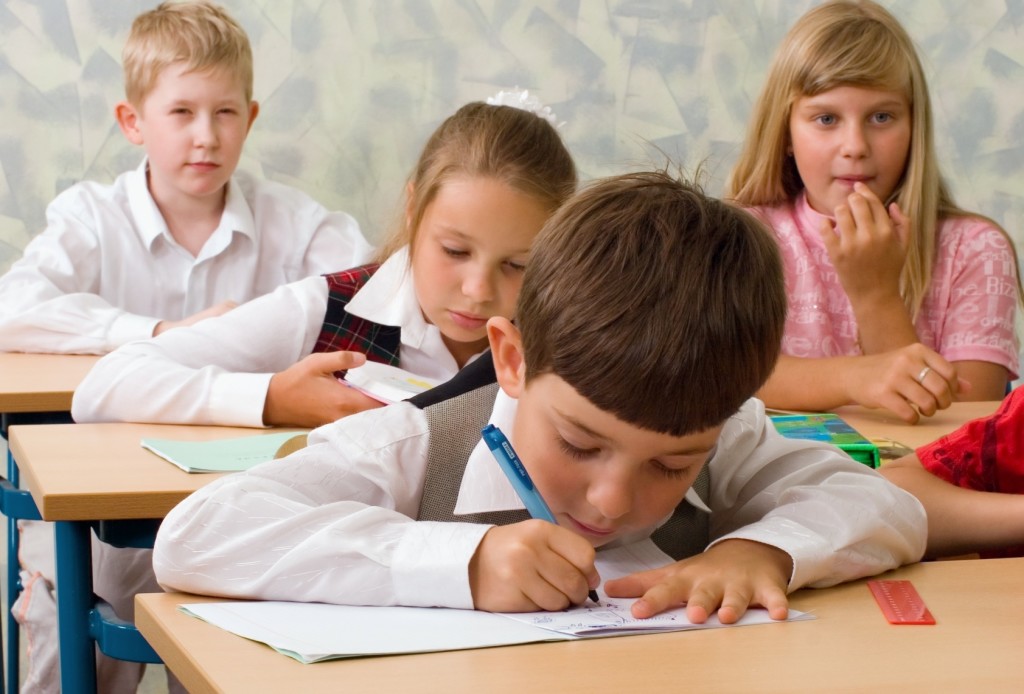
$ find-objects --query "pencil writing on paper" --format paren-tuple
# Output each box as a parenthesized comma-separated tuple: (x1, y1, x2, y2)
(481, 423, 600, 604)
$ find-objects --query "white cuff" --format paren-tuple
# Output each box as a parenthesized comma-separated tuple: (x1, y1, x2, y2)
(391, 521, 491, 609)
(208, 372, 275, 427)
(107, 313, 160, 350)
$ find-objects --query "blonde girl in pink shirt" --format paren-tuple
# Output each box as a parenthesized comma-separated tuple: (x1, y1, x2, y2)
(728, 0, 1022, 423)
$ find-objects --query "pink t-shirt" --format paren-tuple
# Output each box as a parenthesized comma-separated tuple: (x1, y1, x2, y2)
(751, 192, 1019, 378)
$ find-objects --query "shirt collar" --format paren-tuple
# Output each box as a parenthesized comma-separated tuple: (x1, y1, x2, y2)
(127, 159, 169, 249)
(125, 157, 257, 254)
(452, 390, 712, 517)
(454, 388, 529, 515)
(347, 247, 428, 340)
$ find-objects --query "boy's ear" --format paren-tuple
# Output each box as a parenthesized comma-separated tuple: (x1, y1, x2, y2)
(114, 101, 144, 145)
(246, 100, 260, 133)
(487, 317, 526, 398)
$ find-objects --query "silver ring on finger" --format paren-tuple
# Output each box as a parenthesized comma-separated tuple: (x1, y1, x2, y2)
(916, 366, 932, 384)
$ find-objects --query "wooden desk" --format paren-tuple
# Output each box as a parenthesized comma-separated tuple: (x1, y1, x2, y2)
(0, 352, 99, 414)
(8, 423, 270, 520)
(836, 400, 1000, 450)
(8, 422, 303, 694)
(6, 403, 1000, 693)
(136, 557, 1024, 693)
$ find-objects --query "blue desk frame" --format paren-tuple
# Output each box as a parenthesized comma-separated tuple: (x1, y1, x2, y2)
(51, 519, 162, 691)
(2, 414, 160, 694)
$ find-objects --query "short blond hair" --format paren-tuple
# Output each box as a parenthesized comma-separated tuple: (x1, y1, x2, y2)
(122, 0, 253, 106)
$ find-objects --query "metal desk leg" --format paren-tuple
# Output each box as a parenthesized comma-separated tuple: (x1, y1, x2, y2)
(5, 447, 17, 694)
(54, 520, 96, 694)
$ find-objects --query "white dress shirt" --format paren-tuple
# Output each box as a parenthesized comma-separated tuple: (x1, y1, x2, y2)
(0, 159, 373, 354)
(72, 248, 467, 427)
(153, 392, 927, 609)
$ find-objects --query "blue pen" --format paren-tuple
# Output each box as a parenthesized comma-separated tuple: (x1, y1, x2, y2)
(481, 424, 600, 604)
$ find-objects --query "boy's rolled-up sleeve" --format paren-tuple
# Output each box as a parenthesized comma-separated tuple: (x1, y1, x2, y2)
(153, 402, 490, 608)
(704, 400, 927, 591)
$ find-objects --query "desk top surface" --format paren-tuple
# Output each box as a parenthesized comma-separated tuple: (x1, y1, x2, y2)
(136, 556, 1024, 694)
(9, 401, 998, 521)
(0, 352, 99, 413)
(9, 422, 303, 520)
(835, 400, 999, 450)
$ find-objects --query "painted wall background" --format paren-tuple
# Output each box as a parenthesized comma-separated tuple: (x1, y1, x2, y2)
(1, 0, 1022, 274)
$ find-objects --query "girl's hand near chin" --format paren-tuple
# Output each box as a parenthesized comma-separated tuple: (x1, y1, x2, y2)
(820, 182, 910, 311)
(821, 183, 918, 353)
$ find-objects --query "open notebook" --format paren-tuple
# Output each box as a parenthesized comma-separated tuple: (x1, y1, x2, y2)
(141, 431, 306, 473)
(179, 540, 813, 663)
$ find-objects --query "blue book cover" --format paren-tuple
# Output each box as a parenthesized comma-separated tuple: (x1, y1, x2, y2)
(769, 413, 880, 468)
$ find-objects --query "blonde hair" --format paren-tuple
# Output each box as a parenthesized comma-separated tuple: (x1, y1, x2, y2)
(727, 0, 1019, 318)
(376, 101, 577, 262)
(122, 0, 253, 107)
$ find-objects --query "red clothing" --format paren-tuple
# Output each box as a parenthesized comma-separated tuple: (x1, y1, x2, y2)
(916, 387, 1024, 557)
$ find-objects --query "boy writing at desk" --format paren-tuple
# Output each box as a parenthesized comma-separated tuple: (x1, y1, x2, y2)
(154, 172, 925, 620)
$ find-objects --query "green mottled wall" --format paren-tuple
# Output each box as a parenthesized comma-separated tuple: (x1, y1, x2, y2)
(1, 0, 1022, 272)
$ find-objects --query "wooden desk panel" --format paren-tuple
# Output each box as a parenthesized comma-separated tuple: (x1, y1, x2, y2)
(0, 352, 99, 412)
(9, 422, 303, 520)
(137, 557, 1024, 693)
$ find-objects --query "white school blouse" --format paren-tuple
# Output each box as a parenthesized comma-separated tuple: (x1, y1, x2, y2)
(0, 159, 373, 354)
(71, 249, 466, 427)
(152, 392, 926, 609)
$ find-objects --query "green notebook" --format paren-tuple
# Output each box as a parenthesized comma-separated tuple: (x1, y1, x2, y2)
(769, 413, 880, 468)
(141, 431, 306, 473)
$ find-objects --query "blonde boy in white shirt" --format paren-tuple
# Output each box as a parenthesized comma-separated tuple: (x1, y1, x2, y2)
(0, 1, 371, 355)
(6, 2, 371, 692)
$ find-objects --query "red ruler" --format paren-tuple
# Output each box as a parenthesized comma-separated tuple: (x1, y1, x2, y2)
(867, 579, 935, 625)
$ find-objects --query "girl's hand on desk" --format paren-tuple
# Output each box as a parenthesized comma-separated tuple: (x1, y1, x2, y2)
(263, 350, 382, 427)
(469, 520, 599, 613)
(842, 344, 963, 423)
(603, 539, 791, 623)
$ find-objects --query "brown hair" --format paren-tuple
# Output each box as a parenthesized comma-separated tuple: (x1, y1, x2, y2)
(727, 0, 1022, 317)
(376, 101, 577, 261)
(122, 0, 253, 106)
(517, 171, 786, 435)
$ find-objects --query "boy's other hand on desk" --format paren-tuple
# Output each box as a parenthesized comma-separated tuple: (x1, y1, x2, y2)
(263, 350, 382, 428)
(469, 520, 599, 613)
(153, 299, 238, 335)
(603, 539, 791, 623)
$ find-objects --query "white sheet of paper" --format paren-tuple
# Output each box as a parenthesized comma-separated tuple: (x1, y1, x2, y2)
(179, 541, 814, 663)
(181, 601, 559, 662)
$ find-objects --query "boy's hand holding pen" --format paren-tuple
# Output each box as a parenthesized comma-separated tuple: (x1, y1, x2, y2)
(468, 425, 600, 612)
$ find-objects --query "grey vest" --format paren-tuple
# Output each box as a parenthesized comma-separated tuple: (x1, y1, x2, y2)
(415, 381, 711, 560)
